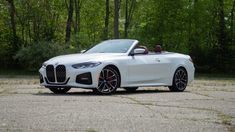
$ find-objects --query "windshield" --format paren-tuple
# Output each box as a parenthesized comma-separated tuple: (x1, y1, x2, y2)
(85, 40, 135, 53)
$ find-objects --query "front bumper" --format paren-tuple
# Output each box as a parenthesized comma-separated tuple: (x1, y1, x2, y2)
(39, 64, 102, 89)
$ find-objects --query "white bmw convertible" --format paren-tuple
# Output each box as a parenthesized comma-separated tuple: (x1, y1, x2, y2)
(39, 39, 195, 94)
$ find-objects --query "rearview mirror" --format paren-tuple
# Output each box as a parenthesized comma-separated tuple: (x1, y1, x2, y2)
(80, 50, 86, 53)
(132, 48, 146, 55)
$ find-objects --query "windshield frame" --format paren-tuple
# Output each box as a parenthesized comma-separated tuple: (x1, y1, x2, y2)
(84, 39, 138, 54)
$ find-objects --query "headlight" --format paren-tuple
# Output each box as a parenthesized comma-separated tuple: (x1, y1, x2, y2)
(42, 62, 47, 68)
(72, 62, 101, 69)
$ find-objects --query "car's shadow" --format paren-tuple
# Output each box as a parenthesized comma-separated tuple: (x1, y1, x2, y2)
(34, 89, 189, 96)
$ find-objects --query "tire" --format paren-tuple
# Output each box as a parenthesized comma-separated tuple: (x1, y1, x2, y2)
(124, 87, 138, 92)
(169, 67, 188, 92)
(96, 67, 120, 95)
(49, 87, 71, 94)
(92, 88, 99, 94)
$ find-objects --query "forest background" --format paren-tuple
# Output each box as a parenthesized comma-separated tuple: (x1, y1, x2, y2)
(0, 0, 234, 74)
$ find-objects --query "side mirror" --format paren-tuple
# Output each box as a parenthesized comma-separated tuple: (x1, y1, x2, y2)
(80, 50, 86, 53)
(132, 48, 146, 55)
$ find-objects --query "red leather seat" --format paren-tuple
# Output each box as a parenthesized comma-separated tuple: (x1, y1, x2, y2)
(155, 45, 162, 53)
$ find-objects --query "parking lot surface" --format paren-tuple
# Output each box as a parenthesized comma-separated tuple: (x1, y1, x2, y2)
(0, 76, 234, 132)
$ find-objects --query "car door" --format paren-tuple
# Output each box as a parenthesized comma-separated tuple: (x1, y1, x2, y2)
(127, 54, 171, 86)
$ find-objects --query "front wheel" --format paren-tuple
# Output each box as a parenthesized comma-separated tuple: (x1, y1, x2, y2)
(49, 87, 71, 94)
(96, 67, 120, 95)
(169, 68, 188, 92)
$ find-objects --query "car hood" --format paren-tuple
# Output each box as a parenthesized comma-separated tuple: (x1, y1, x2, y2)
(45, 53, 124, 65)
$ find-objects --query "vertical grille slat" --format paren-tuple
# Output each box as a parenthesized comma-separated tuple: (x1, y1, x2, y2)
(56, 65, 66, 82)
(46, 65, 55, 82)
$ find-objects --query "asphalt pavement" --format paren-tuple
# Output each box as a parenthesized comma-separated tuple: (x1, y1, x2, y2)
(0, 76, 234, 132)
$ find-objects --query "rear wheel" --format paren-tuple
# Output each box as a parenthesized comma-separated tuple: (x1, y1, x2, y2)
(124, 87, 138, 92)
(96, 67, 120, 95)
(49, 87, 71, 94)
(169, 68, 188, 92)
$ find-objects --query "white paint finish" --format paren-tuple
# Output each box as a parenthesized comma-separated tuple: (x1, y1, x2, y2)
(39, 39, 195, 89)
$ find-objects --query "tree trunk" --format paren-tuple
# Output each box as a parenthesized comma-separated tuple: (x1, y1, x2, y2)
(218, 0, 226, 51)
(188, 0, 199, 55)
(114, 0, 120, 39)
(124, 0, 136, 38)
(124, 0, 128, 38)
(74, 0, 81, 34)
(6, 0, 17, 48)
(103, 0, 109, 40)
(65, 0, 74, 46)
(230, 0, 235, 45)
(74, 0, 81, 46)
(216, 0, 228, 71)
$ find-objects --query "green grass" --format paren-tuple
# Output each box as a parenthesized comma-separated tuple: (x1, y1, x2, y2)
(195, 73, 235, 80)
(86, 129, 98, 132)
(232, 125, 235, 132)
(218, 113, 232, 126)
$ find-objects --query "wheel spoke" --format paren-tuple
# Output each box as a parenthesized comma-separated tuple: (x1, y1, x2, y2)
(107, 82, 115, 89)
(175, 79, 180, 83)
(182, 73, 186, 78)
(107, 74, 115, 79)
(106, 70, 109, 79)
(180, 82, 184, 89)
(108, 79, 117, 83)
(102, 84, 110, 92)
(181, 81, 186, 86)
(176, 73, 180, 79)
(98, 82, 104, 90)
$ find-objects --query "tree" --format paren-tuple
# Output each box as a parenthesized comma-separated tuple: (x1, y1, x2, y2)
(124, 0, 136, 38)
(230, 0, 235, 45)
(6, 0, 18, 49)
(65, 0, 74, 46)
(103, 0, 110, 40)
(74, 0, 82, 45)
(0, 0, 234, 73)
(217, 0, 226, 52)
(188, 0, 200, 57)
(114, 0, 120, 39)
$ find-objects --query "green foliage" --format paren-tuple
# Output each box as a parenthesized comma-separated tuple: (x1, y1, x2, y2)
(0, 0, 234, 73)
(14, 41, 74, 71)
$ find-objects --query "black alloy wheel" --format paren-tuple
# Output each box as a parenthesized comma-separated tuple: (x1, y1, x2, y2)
(169, 68, 188, 92)
(96, 67, 120, 94)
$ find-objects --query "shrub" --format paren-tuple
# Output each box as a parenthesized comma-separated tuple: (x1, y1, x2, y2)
(15, 41, 76, 71)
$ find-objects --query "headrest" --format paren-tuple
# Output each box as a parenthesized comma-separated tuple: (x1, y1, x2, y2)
(155, 45, 162, 53)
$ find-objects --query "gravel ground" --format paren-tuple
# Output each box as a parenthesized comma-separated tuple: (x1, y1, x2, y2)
(0, 76, 234, 132)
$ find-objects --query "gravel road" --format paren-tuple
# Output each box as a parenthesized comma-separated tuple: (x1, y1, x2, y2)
(0, 76, 234, 132)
